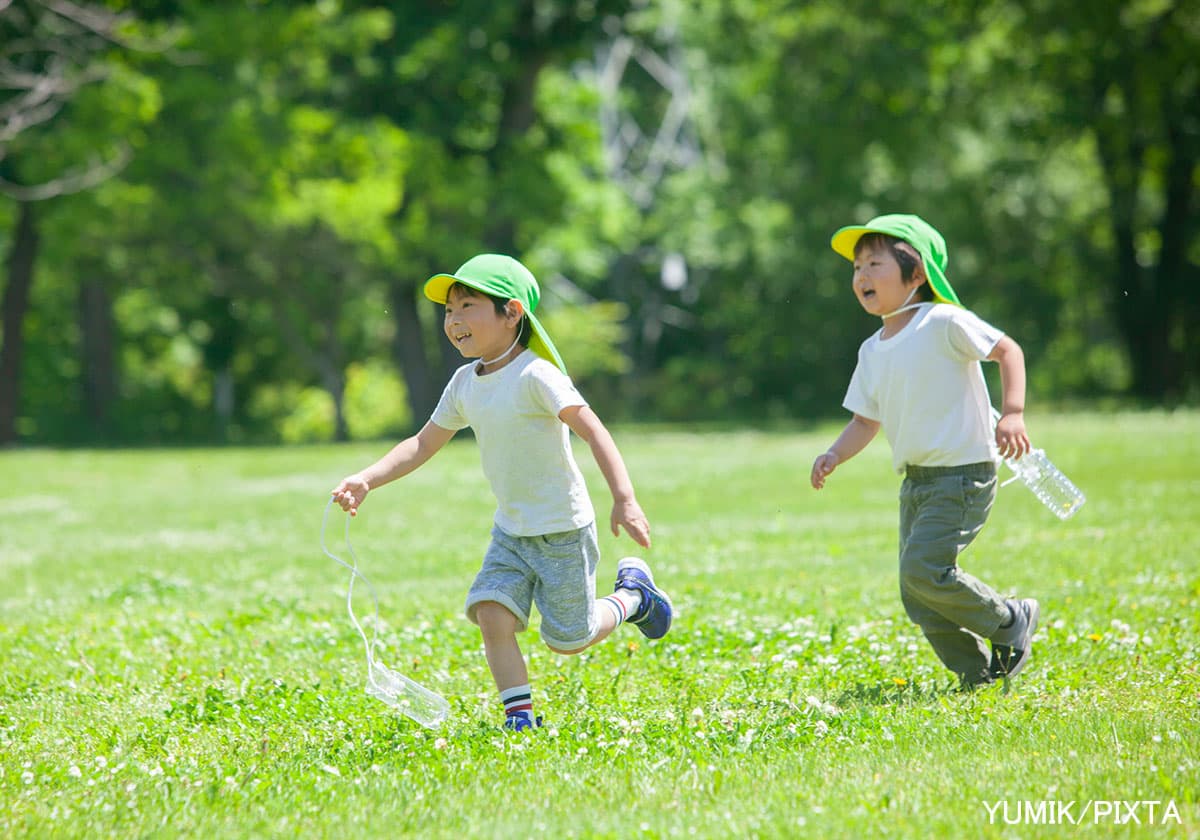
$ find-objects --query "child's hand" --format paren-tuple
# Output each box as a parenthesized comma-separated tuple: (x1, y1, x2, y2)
(995, 411, 1031, 460)
(331, 475, 370, 516)
(811, 451, 840, 489)
(611, 499, 651, 549)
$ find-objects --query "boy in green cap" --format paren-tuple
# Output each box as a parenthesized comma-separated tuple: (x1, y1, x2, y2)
(811, 214, 1039, 687)
(331, 254, 672, 730)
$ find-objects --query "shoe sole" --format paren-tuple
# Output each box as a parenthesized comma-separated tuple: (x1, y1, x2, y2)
(1004, 598, 1040, 678)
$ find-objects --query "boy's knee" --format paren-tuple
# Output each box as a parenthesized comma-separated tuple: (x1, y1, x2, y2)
(546, 642, 585, 655)
(475, 601, 519, 633)
(899, 553, 954, 591)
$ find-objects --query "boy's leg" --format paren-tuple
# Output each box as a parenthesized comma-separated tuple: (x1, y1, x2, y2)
(547, 587, 642, 654)
(900, 588, 991, 685)
(465, 527, 538, 727)
(476, 601, 529, 691)
(475, 601, 540, 729)
(531, 524, 672, 653)
(899, 465, 1009, 683)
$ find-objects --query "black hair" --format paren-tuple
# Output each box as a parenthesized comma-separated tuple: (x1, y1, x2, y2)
(854, 233, 933, 301)
(445, 281, 533, 345)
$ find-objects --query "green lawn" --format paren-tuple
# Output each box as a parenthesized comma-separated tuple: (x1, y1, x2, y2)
(1, 410, 1197, 838)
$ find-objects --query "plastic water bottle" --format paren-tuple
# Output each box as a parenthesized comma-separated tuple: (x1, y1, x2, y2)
(1000, 448, 1086, 520)
(990, 407, 1086, 520)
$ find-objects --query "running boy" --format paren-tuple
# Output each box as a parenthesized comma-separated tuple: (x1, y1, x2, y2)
(811, 214, 1039, 687)
(331, 254, 672, 730)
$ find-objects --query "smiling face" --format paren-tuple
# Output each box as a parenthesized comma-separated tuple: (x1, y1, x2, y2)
(851, 237, 927, 318)
(443, 284, 524, 364)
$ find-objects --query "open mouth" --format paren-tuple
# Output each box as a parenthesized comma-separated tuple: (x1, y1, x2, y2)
(861, 289, 876, 301)
(454, 332, 472, 344)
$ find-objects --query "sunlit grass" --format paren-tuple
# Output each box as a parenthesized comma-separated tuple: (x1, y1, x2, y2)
(1, 410, 1198, 837)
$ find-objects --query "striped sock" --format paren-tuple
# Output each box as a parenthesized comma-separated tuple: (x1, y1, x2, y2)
(500, 684, 533, 723)
(601, 589, 642, 625)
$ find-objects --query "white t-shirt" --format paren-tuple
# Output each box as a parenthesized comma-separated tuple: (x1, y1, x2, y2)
(431, 349, 594, 536)
(843, 303, 1003, 474)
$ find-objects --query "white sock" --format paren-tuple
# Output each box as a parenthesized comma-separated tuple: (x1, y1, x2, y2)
(601, 588, 643, 624)
(500, 683, 533, 721)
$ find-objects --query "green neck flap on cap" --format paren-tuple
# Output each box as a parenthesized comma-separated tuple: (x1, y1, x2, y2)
(423, 253, 568, 374)
(829, 213, 961, 306)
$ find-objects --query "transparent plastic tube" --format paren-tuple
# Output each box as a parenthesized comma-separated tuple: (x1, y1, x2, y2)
(321, 500, 450, 728)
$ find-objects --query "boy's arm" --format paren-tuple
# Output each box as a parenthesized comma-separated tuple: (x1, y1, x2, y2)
(558, 405, 651, 548)
(811, 413, 880, 490)
(330, 420, 456, 516)
(987, 335, 1031, 459)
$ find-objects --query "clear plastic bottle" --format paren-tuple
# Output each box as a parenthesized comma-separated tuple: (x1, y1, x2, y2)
(1001, 448, 1086, 520)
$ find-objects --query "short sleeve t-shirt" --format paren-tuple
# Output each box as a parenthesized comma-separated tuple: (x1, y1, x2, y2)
(843, 303, 1004, 474)
(431, 349, 594, 536)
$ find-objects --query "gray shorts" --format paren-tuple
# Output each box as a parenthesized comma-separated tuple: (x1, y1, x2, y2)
(465, 522, 600, 650)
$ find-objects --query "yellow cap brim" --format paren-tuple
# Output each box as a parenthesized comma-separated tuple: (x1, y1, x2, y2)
(423, 273, 461, 304)
(830, 226, 873, 263)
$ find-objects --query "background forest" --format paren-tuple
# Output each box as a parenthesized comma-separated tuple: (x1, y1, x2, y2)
(2, 0, 1197, 446)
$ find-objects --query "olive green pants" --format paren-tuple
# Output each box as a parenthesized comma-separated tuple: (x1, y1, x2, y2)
(899, 462, 1010, 685)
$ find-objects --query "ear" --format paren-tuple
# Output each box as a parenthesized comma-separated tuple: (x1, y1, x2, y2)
(506, 300, 526, 321)
(895, 242, 927, 285)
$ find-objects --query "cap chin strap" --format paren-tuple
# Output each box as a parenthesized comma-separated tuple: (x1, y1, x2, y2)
(479, 315, 525, 366)
(881, 286, 923, 320)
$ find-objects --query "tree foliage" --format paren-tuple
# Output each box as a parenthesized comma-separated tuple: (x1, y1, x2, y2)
(1, 0, 1196, 445)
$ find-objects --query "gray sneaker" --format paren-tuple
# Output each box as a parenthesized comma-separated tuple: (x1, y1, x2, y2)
(989, 598, 1040, 679)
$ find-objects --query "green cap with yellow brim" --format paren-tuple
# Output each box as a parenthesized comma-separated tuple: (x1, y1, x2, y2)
(424, 253, 568, 374)
(830, 213, 961, 306)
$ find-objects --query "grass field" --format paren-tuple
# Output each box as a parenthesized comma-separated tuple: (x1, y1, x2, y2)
(1, 410, 1198, 838)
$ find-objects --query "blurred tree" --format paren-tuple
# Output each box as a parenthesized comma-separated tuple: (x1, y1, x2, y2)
(995, 0, 1199, 402)
(333, 0, 635, 422)
(86, 2, 403, 442)
(0, 0, 154, 443)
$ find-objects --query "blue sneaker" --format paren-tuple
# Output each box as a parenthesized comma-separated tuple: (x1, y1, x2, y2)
(615, 557, 673, 639)
(503, 714, 542, 733)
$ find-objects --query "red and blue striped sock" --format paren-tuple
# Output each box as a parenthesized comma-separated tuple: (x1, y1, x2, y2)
(601, 589, 642, 625)
(500, 684, 533, 724)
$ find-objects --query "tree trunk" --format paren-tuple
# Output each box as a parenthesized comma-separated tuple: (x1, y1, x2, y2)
(79, 277, 117, 439)
(390, 279, 440, 426)
(1155, 95, 1198, 402)
(201, 294, 240, 442)
(0, 200, 39, 445)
